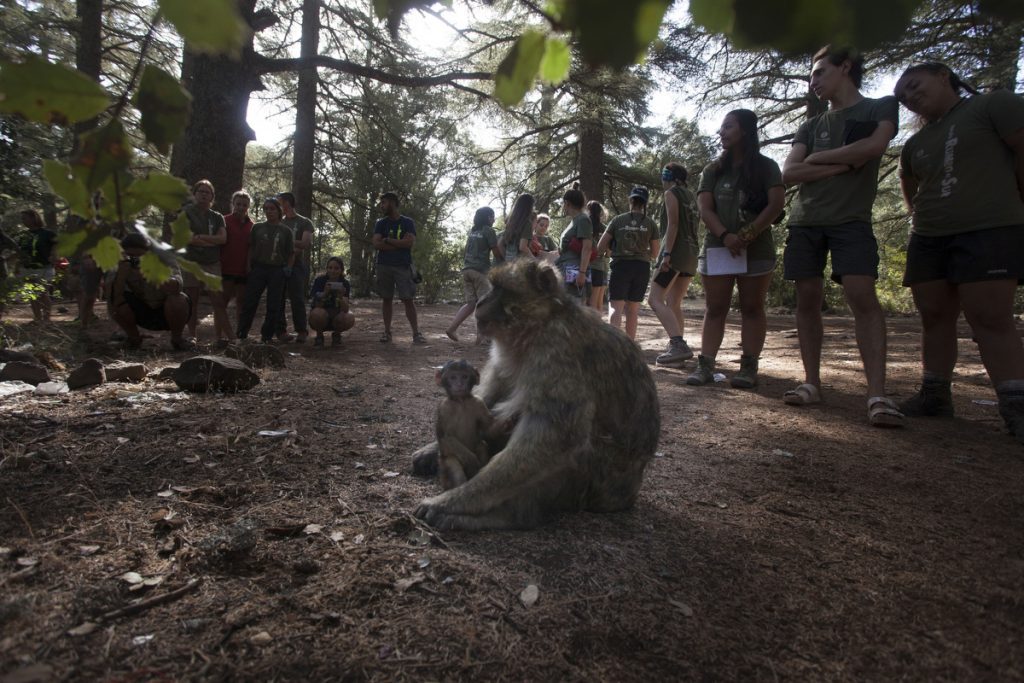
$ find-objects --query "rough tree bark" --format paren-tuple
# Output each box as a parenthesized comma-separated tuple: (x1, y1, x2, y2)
(74, 0, 103, 138)
(578, 122, 604, 204)
(291, 0, 319, 219)
(171, 1, 273, 213)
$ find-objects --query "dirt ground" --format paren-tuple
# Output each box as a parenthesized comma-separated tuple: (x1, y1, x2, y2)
(1, 294, 1022, 682)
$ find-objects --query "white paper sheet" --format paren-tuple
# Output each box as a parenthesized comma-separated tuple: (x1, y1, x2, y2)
(705, 247, 747, 276)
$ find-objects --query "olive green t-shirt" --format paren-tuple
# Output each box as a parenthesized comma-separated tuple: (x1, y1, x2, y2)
(606, 212, 658, 262)
(536, 233, 558, 252)
(697, 157, 783, 263)
(463, 225, 498, 272)
(900, 91, 1024, 237)
(282, 214, 315, 252)
(184, 206, 226, 265)
(555, 213, 593, 267)
(657, 185, 700, 275)
(249, 222, 294, 267)
(789, 96, 899, 227)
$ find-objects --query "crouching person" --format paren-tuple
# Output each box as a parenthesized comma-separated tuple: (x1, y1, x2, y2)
(108, 233, 192, 351)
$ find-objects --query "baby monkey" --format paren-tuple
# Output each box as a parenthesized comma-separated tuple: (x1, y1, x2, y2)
(435, 359, 494, 490)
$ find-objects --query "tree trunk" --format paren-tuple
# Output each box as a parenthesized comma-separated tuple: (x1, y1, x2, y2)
(291, 0, 319, 219)
(74, 0, 103, 138)
(579, 121, 604, 204)
(172, 0, 264, 214)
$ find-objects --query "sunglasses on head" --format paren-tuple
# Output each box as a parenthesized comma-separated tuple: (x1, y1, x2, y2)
(661, 169, 675, 181)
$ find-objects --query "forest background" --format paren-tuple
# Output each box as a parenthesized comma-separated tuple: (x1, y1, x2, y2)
(1, 0, 1022, 312)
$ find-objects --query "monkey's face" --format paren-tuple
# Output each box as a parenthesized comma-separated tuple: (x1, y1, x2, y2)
(438, 360, 479, 399)
(476, 260, 565, 342)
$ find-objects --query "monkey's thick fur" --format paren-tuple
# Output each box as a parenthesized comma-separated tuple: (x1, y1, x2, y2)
(414, 259, 660, 530)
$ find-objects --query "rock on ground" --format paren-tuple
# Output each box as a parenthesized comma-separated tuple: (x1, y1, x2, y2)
(173, 356, 260, 393)
(0, 361, 51, 385)
(104, 362, 148, 382)
(67, 359, 106, 390)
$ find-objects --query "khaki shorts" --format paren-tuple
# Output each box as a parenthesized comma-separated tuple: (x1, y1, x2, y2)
(461, 268, 491, 303)
(182, 261, 222, 289)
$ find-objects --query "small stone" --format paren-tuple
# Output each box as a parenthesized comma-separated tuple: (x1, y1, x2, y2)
(67, 358, 106, 390)
(0, 361, 50, 386)
(173, 356, 259, 393)
(224, 344, 286, 369)
(156, 366, 178, 381)
(105, 361, 148, 382)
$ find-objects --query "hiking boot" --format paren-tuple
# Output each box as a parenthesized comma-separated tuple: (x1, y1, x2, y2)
(412, 331, 428, 345)
(331, 332, 342, 347)
(657, 338, 694, 366)
(730, 355, 758, 389)
(313, 335, 325, 348)
(900, 384, 954, 417)
(686, 355, 715, 386)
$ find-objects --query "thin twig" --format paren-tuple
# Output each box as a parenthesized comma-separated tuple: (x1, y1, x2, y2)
(101, 578, 202, 621)
(6, 497, 35, 540)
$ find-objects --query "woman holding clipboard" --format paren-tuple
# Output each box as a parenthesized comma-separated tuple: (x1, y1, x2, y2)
(689, 109, 785, 388)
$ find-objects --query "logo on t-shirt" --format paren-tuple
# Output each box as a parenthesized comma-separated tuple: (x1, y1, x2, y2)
(940, 124, 958, 198)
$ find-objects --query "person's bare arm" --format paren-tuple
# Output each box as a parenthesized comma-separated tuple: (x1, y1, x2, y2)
(293, 225, 312, 254)
(371, 232, 389, 250)
(899, 175, 919, 214)
(596, 229, 612, 257)
(782, 142, 849, 185)
(697, 191, 727, 239)
(804, 120, 897, 168)
(1004, 126, 1024, 201)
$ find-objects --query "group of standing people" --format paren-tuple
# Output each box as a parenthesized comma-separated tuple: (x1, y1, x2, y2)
(107, 181, 354, 350)
(447, 45, 1024, 445)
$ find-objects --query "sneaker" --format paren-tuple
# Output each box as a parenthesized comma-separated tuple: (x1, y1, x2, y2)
(331, 332, 342, 347)
(900, 384, 954, 417)
(295, 331, 309, 344)
(412, 331, 428, 345)
(276, 332, 296, 343)
(686, 355, 715, 386)
(313, 335, 325, 348)
(657, 338, 694, 366)
(730, 355, 758, 389)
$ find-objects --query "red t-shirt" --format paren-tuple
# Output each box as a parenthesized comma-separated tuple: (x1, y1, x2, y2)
(221, 212, 254, 276)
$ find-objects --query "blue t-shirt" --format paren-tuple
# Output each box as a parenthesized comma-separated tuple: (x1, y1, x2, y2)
(374, 215, 416, 266)
(310, 274, 351, 310)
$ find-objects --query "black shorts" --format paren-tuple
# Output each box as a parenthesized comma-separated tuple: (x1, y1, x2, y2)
(222, 274, 247, 285)
(784, 221, 879, 284)
(591, 269, 607, 287)
(124, 291, 191, 331)
(903, 224, 1024, 286)
(608, 259, 651, 302)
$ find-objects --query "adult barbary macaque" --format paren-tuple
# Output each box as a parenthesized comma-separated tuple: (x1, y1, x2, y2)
(435, 359, 494, 490)
(413, 259, 660, 530)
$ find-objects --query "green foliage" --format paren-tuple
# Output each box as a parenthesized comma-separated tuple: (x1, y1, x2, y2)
(168, 212, 192, 250)
(133, 66, 192, 155)
(495, 30, 548, 107)
(91, 235, 123, 272)
(71, 121, 134, 192)
(0, 55, 109, 125)
(122, 172, 190, 216)
(539, 38, 571, 84)
(42, 161, 91, 218)
(0, 0, 248, 289)
(158, 0, 250, 56)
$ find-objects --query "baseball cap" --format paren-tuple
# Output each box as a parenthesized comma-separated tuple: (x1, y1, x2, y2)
(629, 186, 649, 203)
